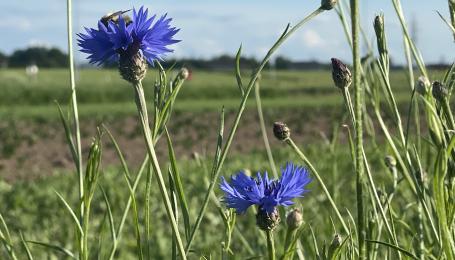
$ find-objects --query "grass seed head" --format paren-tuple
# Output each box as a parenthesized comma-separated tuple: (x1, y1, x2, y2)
(331, 58, 352, 89)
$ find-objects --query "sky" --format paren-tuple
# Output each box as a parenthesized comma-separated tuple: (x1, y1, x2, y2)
(1, 0, 454, 65)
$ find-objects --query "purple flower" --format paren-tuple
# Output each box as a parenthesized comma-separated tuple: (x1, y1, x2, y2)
(77, 6, 180, 65)
(220, 162, 311, 214)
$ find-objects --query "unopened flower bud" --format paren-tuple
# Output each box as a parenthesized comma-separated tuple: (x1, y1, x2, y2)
(178, 67, 190, 80)
(331, 234, 342, 248)
(327, 234, 342, 258)
(320, 0, 338, 10)
(256, 208, 281, 231)
(384, 155, 396, 169)
(416, 76, 430, 95)
(374, 14, 387, 56)
(432, 81, 448, 102)
(331, 58, 352, 89)
(286, 209, 303, 230)
(118, 46, 147, 84)
(273, 122, 290, 141)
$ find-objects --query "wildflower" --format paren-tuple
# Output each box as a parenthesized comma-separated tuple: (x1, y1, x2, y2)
(220, 162, 311, 230)
(331, 58, 352, 89)
(432, 81, 448, 102)
(273, 122, 290, 141)
(77, 7, 180, 83)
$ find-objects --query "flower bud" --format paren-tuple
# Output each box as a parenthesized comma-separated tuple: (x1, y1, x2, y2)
(331, 58, 352, 89)
(118, 46, 147, 84)
(256, 208, 281, 231)
(327, 234, 342, 258)
(320, 0, 338, 10)
(432, 81, 448, 102)
(273, 122, 290, 141)
(178, 67, 190, 80)
(286, 209, 303, 230)
(374, 14, 387, 57)
(415, 76, 430, 95)
(384, 155, 396, 169)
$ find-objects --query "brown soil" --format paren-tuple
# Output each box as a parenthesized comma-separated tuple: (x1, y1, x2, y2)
(0, 107, 347, 181)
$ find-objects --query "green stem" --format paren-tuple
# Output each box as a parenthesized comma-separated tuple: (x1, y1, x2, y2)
(286, 138, 349, 234)
(350, 0, 366, 258)
(133, 81, 186, 260)
(66, 0, 84, 257)
(266, 230, 276, 260)
(255, 81, 278, 178)
(184, 7, 324, 254)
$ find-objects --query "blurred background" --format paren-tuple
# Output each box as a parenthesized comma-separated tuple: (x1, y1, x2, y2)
(0, 0, 454, 179)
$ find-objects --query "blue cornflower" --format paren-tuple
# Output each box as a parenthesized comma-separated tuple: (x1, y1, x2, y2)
(77, 6, 180, 66)
(220, 162, 311, 215)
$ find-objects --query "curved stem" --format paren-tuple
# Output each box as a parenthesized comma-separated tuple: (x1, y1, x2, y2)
(285, 138, 349, 234)
(255, 81, 278, 178)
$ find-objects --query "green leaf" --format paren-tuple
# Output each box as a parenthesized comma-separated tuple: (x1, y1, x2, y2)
(165, 127, 191, 241)
(54, 191, 83, 235)
(27, 240, 76, 259)
(235, 45, 244, 96)
(366, 240, 418, 259)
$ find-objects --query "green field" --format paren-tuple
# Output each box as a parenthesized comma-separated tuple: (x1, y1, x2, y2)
(0, 68, 452, 259)
(0, 68, 447, 119)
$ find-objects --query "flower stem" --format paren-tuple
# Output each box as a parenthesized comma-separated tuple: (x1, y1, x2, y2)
(285, 138, 349, 234)
(266, 230, 276, 260)
(66, 0, 84, 257)
(350, 0, 366, 258)
(132, 81, 186, 260)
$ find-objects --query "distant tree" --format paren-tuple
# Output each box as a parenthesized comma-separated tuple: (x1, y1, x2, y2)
(0, 51, 7, 67)
(8, 47, 68, 68)
(275, 56, 292, 69)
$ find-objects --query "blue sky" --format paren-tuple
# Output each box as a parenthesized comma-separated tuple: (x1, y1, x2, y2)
(1, 0, 454, 64)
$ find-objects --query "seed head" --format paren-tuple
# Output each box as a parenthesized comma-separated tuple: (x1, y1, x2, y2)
(286, 208, 303, 230)
(273, 122, 290, 141)
(415, 76, 430, 95)
(432, 81, 448, 102)
(331, 58, 352, 89)
(256, 208, 281, 231)
(320, 0, 338, 10)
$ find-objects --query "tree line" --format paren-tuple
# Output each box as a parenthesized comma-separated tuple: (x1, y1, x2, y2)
(0, 47, 450, 70)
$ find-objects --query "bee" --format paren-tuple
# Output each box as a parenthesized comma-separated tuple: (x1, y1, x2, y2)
(100, 10, 132, 27)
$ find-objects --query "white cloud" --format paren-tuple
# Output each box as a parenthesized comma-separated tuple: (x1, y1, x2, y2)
(0, 17, 32, 31)
(302, 30, 325, 48)
(27, 39, 52, 48)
